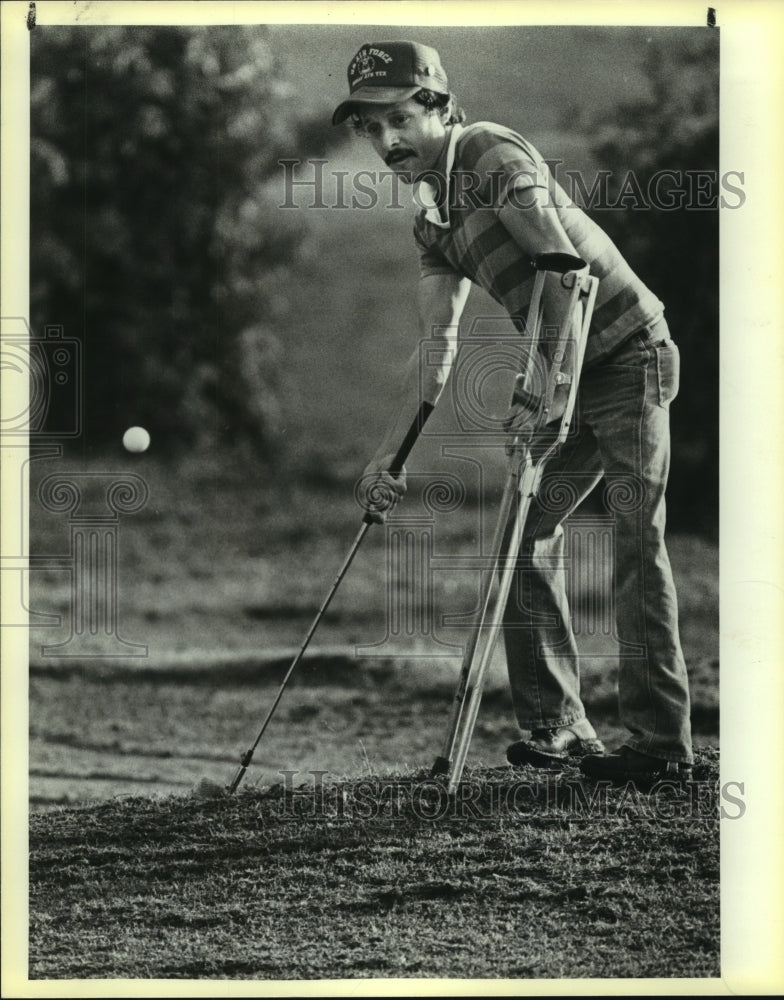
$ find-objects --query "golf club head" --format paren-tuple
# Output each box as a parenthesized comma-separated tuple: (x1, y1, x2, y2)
(430, 755, 451, 778)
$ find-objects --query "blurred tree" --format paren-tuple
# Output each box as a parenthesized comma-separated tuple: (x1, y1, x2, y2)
(572, 32, 719, 537)
(30, 25, 306, 458)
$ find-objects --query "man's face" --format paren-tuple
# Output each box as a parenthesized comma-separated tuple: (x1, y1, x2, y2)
(356, 98, 448, 183)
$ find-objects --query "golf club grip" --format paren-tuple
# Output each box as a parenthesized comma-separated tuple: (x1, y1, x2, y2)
(389, 401, 435, 476)
(361, 402, 435, 526)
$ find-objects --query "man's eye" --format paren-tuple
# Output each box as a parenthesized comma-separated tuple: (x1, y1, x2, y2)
(391, 116, 408, 126)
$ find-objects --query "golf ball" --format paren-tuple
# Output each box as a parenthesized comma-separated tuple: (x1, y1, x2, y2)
(123, 426, 150, 453)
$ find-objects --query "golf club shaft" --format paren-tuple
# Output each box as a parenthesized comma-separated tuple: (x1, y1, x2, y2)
(228, 520, 371, 793)
(229, 401, 435, 794)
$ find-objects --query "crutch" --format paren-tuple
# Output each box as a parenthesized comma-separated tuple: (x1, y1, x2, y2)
(430, 252, 599, 793)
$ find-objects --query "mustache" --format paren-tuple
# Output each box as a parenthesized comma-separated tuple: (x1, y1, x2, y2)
(385, 148, 416, 166)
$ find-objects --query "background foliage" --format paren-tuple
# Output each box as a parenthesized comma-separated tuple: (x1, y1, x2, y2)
(581, 34, 719, 535)
(31, 25, 301, 456)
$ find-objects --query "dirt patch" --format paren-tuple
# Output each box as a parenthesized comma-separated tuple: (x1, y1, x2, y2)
(29, 655, 717, 810)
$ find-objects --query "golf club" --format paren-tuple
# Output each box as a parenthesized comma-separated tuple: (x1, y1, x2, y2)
(227, 400, 435, 793)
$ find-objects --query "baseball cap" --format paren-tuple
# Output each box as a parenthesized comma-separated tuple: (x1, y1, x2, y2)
(332, 40, 449, 125)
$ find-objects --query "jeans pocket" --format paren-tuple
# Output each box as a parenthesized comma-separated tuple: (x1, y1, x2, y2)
(654, 339, 680, 407)
(604, 331, 649, 367)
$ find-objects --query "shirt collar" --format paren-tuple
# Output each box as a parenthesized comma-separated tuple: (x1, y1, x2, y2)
(413, 123, 465, 228)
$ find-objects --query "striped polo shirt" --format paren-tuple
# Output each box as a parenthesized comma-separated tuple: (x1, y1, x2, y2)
(413, 122, 664, 363)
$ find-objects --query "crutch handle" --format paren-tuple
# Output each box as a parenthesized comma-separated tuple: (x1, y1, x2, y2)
(532, 252, 587, 274)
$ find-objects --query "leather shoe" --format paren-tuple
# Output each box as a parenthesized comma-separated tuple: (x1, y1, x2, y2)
(507, 727, 606, 768)
(580, 745, 692, 781)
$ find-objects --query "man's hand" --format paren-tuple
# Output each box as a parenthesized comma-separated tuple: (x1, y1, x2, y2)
(503, 372, 542, 455)
(358, 454, 408, 523)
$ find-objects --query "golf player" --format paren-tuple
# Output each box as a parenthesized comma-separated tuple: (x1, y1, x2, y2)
(332, 40, 693, 780)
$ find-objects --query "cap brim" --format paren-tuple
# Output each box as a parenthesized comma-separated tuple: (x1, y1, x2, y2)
(332, 86, 421, 125)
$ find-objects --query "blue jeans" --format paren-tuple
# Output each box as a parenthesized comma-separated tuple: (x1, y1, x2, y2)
(502, 318, 693, 764)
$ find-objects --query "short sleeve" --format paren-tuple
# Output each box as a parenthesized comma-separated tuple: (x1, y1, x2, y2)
(494, 143, 549, 207)
(414, 223, 459, 279)
(455, 123, 550, 210)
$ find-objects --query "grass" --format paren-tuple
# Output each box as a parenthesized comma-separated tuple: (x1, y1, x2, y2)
(29, 753, 720, 981)
(22, 455, 720, 982)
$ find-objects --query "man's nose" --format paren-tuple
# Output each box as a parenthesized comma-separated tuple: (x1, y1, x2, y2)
(380, 126, 400, 152)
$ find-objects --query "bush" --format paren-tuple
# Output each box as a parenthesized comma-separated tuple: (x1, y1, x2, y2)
(577, 32, 719, 536)
(31, 25, 303, 458)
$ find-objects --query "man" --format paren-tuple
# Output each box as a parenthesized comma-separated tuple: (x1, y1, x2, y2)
(332, 40, 693, 780)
